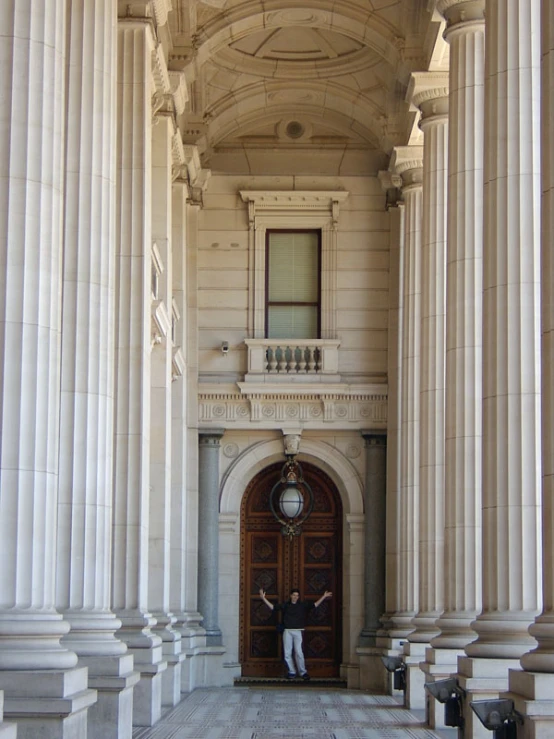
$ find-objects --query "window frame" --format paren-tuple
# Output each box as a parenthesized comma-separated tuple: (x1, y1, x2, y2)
(239, 190, 349, 340)
(264, 229, 321, 339)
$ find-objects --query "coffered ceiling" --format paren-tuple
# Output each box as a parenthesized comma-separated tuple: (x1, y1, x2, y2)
(166, 0, 447, 174)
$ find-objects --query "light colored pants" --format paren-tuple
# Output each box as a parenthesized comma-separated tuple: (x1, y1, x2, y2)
(283, 628, 306, 675)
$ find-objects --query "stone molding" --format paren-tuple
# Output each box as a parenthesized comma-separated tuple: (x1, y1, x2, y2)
(198, 386, 387, 430)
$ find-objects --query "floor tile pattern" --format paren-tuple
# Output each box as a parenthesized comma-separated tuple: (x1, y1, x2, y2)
(132, 688, 442, 739)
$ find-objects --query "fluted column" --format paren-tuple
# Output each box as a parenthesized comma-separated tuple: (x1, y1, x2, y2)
(465, 0, 542, 664)
(520, 0, 554, 675)
(432, 0, 485, 654)
(409, 75, 449, 649)
(57, 1, 137, 735)
(359, 433, 387, 645)
(0, 1, 98, 733)
(198, 430, 225, 645)
(388, 148, 424, 641)
(112, 18, 166, 728)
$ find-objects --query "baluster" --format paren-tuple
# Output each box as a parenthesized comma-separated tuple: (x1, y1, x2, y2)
(307, 346, 316, 373)
(314, 347, 321, 372)
(268, 346, 278, 372)
(277, 346, 287, 373)
(297, 345, 307, 373)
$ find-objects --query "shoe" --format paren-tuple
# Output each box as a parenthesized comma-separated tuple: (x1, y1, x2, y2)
(286, 672, 297, 679)
(302, 673, 310, 681)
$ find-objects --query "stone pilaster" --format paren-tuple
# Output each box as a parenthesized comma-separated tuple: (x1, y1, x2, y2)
(57, 2, 139, 737)
(0, 2, 97, 735)
(198, 430, 226, 646)
(459, 1, 542, 735)
(149, 115, 183, 709)
(508, 0, 554, 734)
(112, 18, 167, 728)
(388, 148, 424, 651)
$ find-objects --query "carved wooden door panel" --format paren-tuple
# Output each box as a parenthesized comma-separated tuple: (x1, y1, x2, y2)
(240, 461, 342, 677)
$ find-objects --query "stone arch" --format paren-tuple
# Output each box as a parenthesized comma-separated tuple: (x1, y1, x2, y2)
(220, 437, 364, 516)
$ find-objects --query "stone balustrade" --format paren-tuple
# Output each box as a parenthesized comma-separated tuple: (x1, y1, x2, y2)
(244, 339, 341, 381)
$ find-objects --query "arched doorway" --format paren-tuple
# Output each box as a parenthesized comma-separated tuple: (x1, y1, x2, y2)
(239, 461, 342, 678)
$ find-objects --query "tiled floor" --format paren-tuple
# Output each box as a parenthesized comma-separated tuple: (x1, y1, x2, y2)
(132, 688, 442, 739)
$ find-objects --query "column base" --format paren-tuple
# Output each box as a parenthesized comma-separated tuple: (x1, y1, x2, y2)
(82, 654, 140, 739)
(457, 655, 520, 739)
(420, 648, 463, 730)
(162, 652, 186, 708)
(507, 668, 554, 739)
(403, 641, 427, 710)
(0, 667, 97, 739)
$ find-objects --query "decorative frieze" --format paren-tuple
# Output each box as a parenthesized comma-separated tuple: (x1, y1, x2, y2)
(198, 388, 387, 430)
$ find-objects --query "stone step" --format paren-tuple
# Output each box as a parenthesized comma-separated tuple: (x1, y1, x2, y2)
(234, 676, 348, 688)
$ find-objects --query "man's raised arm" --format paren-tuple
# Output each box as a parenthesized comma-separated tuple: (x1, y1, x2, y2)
(259, 589, 274, 610)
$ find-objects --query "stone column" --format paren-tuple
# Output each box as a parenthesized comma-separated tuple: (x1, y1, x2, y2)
(169, 174, 191, 670)
(388, 148, 424, 651)
(459, 0, 542, 733)
(359, 433, 387, 646)
(383, 200, 405, 633)
(0, 2, 96, 735)
(56, 2, 138, 737)
(198, 430, 225, 645)
(149, 114, 183, 708)
(432, 0, 485, 657)
(510, 0, 554, 733)
(112, 18, 167, 728)
(404, 74, 449, 711)
(179, 196, 208, 691)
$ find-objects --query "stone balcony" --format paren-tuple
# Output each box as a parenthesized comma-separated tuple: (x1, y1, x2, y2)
(243, 338, 341, 383)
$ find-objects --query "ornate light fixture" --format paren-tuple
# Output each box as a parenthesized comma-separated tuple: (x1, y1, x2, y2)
(269, 447, 314, 539)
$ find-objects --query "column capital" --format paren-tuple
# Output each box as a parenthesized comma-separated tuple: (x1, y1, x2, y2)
(390, 146, 424, 190)
(199, 429, 225, 446)
(361, 431, 387, 447)
(408, 72, 449, 129)
(436, 0, 485, 39)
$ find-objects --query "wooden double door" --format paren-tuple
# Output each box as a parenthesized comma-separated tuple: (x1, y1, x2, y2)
(240, 461, 342, 677)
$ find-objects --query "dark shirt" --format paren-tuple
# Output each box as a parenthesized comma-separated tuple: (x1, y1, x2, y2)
(274, 600, 315, 629)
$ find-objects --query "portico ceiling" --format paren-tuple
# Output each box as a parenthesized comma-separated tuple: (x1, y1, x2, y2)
(166, 0, 447, 172)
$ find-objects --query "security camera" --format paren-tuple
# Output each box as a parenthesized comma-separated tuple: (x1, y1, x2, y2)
(425, 678, 459, 704)
(470, 699, 522, 731)
(381, 655, 403, 672)
(221, 341, 229, 354)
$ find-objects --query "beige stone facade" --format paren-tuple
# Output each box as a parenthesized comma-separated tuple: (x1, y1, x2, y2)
(1, 0, 554, 737)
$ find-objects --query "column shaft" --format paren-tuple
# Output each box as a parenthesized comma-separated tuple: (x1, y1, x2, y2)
(467, 0, 542, 660)
(57, 0, 125, 658)
(198, 431, 225, 645)
(434, 2, 485, 650)
(410, 80, 449, 644)
(389, 149, 424, 638)
(521, 0, 554, 673)
(0, 0, 76, 672)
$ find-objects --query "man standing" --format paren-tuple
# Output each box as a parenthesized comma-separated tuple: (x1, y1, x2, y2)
(259, 587, 332, 680)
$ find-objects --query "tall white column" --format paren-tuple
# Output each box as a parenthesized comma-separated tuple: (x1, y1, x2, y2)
(57, 1, 138, 736)
(403, 76, 449, 712)
(112, 19, 167, 728)
(149, 115, 183, 708)
(389, 148, 424, 647)
(0, 1, 97, 735)
(459, 1, 542, 732)
(432, 0, 485, 657)
(509, 1, 554, 733)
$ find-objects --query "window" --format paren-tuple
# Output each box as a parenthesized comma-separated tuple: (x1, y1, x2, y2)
(266, 231, 320, 339)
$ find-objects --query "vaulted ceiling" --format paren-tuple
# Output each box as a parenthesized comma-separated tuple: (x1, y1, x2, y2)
(165, 0, 448, 174)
